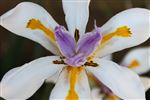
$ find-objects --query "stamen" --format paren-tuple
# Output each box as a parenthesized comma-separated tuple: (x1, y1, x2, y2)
(66, 67, 83, 100)
(53, 60, 65, 64)
(128, 59, 140, 68)
(74, 29, 80, 42)
(26, 18, 56, 44)
(60, 56, 65, 59)
(101, 26, 132, 44)
(84, 61, 98, 67)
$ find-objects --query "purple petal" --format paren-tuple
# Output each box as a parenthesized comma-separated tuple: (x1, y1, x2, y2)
(76, 28, 102, 57)
(54, 26, 76, 58)
(64, 53, 86, 67)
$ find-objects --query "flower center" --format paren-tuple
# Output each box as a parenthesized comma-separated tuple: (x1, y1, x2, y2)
(54, 25, 101, 67)
(64, 53, 87, 67)
(53, 57, 98, 67)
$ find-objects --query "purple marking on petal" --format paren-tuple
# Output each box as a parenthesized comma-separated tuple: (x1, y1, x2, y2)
(76, 27, 102, 57)
(64, 53, 86, 67)
(54, 26, 76, 58)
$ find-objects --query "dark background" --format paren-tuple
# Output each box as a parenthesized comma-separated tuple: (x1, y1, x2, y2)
(0, 0, 150, 100)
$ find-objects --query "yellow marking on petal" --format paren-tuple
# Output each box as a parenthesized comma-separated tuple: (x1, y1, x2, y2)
(88, 26, 132, 60)
(26, 19, 56, 44)
(66, 67, 83, 100)
(101, 26, 132, 44)
(108, 95, 119, 100)
(128, 59, 140, 69)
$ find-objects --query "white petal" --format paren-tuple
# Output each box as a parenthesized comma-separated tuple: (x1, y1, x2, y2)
(62, 0, 90, 36)
(91, 88, 103, 100)
(0, 2, 61, 55)
(102, 54, 112, 60)
(91, 88, 120, 100)
(46, 68, 62, 83)
(86, 58, 145, 99)
(49, 68, 91, 100)
(140, 77, 150, 91)
(0, 56, 64, 99)
(97, 8, 150, 57)
(121, 47, 150, 74)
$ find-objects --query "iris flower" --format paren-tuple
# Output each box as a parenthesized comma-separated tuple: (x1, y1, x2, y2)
(91, 47, 150, 100)
(0, 1, 150, 100)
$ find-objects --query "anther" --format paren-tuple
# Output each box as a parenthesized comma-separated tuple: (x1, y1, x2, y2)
(53, 60, 65, 64)
(84, 61, 98, 67)
(74, 29, 80, 42)
(60, 56, 65, 59)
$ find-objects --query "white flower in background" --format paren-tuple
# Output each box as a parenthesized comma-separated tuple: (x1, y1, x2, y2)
(121, 47, 150, 74)
(0, 0, 150, 100)
(121, 47, 150, 91)
(91, 47, 150, 100)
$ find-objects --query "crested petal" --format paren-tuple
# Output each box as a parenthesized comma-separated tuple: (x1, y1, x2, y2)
(86, 58, 145, 99)
(0, 2, 61, 55)
(96, 8, 150, 57)
(64, 53, 87, 67)
(121, 47, 150, 74)
(77, 28, 102, 57)
(54, 26, 76, 58)
(0, 56, 64, 99)
(49, 67, 91, 100)
(62, 0, 90, 36)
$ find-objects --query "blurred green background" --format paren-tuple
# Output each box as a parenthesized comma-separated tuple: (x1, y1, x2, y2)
(0, 0, 150, 100)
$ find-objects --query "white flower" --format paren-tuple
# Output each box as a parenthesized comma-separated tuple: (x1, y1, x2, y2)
(0, 1, 150, 100)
